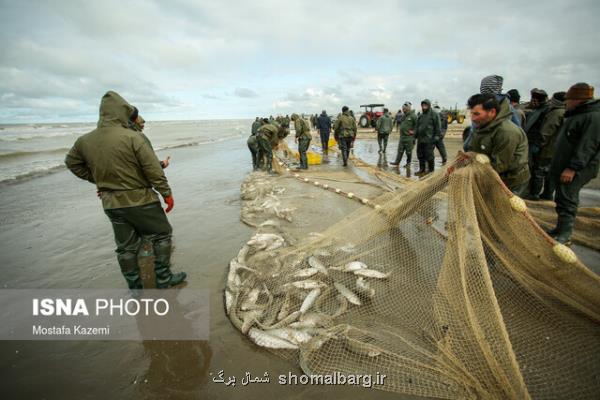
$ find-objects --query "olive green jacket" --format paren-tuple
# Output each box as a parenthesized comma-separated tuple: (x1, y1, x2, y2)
(376, 113, 393, 134)
(549, 99, 600, 181)
(399, 111, 417, 138)
(333, 111, 357, 138)
(65, 91, 171, 210)
(469, 98, 530, 188)
(257, 123, 280, 147)
(292, 114, 312, 140)
(251, 119, 262, 135)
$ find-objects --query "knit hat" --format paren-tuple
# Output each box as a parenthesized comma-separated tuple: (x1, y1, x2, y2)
(550, 92, 566, 108)
(480, 75, 503, 94)
(565, 83, 594, 100)
(506, 89, 520, 102)
(403, 101, 412, 107)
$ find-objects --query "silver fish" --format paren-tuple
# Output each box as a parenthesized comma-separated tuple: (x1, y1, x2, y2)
(344, 261, 368, 271)
(334, 282, 362, 306)
(355, 277, 375, 298)
(266, 328, 313, 345)
(292, 267, 319, 279)
(308, 256, 329, 275)
(277, 292, 291, 321)
(353, 269, 389, 279)
(286, 280, 324, 290)
(248, 328, 298, 350)
(241, 309, 263, 334)
(300, 288, 321, 314)
(339, 243, 356, 253)
(241, 288, 260, 311)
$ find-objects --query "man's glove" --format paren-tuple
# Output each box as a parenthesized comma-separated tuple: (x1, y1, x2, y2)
(164, 196, 174, 213)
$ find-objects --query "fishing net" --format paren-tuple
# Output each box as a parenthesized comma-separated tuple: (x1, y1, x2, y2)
(226, 149, 600, 399)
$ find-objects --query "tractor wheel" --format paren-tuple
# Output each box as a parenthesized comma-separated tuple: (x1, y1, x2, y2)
(359, 115, 370, 128)
(457, 115, 465, 124)
(447, 114, 454, 124)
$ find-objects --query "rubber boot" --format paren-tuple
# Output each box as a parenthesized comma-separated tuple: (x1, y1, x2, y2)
(117, 249, 143, 289)
(427, 159, 435, 173)
(153, 237, 187, 288)
(416, 160, 426, 176)
(122, 268, 143, 290)
(553, 216, 574, 246)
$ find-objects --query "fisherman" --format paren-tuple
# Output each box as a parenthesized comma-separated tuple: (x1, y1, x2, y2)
(507, 89, 526, 127)
(390, 102, 417, 168)
(466, 93, 530, 195)
(291, 113, 312, 170)
(256, 120, 285, 174)
(247, 118, 264, 171)
(547, 83, 600, 245)
(433, 105, 448, 164)
(526, 91, 566, 200)
(415, 99, 441, 176)
(333, 106, 357, 167)
(375, 108, 393, 154)
(65, 91, 186, 290)
(316, 110, 332, 155)
(394, 109, 403, 133)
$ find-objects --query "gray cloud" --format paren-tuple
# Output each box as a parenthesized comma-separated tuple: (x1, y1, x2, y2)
(234, 88, 259, 98)
(0, 0, 599, 121)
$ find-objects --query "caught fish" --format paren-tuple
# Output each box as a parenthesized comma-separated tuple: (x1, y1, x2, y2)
(259, 219, 279, 227)
(241, 288, 260, 311)
(308, 256, 329, 275)
(266, 328, 313, 345)
(353, 269, 389, 279)
(331, 261, 368, 272)
(292, 267, 319, 279)
(334, 282, 362, 306)
(300, 288, 321, 314)
(286, 280, 324, 290)
(355, 277, 375, 298)
(248, 328, 298, 350)
(241, 309, 263, 334)
(224, 289, 234, 315)
(339, 243, 356, 253)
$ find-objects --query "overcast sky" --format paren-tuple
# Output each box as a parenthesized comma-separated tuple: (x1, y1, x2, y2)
(1, 0, 599, 123)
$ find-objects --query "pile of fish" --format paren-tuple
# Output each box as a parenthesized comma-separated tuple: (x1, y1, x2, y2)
(225, 232, 392, 352)
(240, 174, 295, 225)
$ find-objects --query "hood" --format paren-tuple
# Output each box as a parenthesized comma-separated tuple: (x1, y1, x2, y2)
(565, 98, 600, 118)
(97, 91, 136, 129)
(476, 97, 513, 133)
(421, 99, 432, 112)
(320, 111, 327, 116)
(291, 113, 299, 120)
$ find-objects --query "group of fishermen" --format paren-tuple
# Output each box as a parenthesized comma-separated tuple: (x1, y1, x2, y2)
(247, 106, 358, 172)
(461, 75, 599, 246)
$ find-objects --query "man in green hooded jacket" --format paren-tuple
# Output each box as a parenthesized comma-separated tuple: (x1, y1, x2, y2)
(547, 83, 600, 245)
(65, 91, 186, 290)
(256, 121, 285, 173)
(467, 93, 530, 195)
(291, 113, 312, 170)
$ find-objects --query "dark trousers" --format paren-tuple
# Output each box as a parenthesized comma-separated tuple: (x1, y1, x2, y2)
(319, 130, 330, 151)
(104, 202, 173, 289)
(247, 137, 262, 170)
(298, 137, 311, 169)
(377, 133, 390, 152)
(416, 141, 435, 172)
(339, 136, 353, 166)
(529, 156, 552, 198)
(393, 137, 415, 165)
(434, 134, 447, 162)
(555, 169, 595, 220)
(256, 135, 273, 171)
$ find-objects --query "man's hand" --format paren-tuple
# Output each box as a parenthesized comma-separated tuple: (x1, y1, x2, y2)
(162, 156, 171, 168)
(164, 195, 174, 213)
(560, 168, 576, 184)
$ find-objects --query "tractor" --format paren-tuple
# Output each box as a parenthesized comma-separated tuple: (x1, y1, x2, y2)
(442, 104, 466, 124)
(359, 104, 385, 128)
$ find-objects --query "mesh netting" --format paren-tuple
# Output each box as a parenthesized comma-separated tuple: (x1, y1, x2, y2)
(226, 151, 600, 399)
